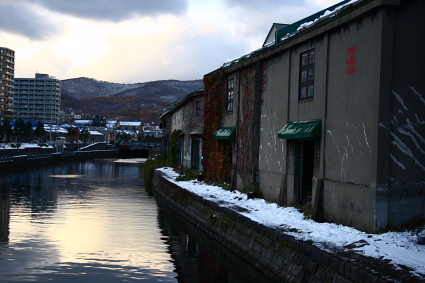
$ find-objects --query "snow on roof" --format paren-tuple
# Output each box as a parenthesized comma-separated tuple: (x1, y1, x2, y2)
(119, 121, 141, 126)
(159, 110, 170, 119)
(106, 121, 118, 128)
(157, 167, 425, 278)
(216, 0, 365, 72)
(290, 0, 359, 36)
(116, 129, 137, 135)
(0, 143, 54, 150)
(89, 131, 104, 136)
(73, 120, 92, 124)
(44, 125, 68, 133)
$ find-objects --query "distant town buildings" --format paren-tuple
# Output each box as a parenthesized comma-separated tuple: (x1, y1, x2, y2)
(0, 47, 15, 120)
(59, 111, 78, 124)
(0, 47, 164, 144)
(14, 73, 61, 124)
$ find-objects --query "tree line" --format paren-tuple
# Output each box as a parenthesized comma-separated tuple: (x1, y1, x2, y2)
(0, 118, 46, 143)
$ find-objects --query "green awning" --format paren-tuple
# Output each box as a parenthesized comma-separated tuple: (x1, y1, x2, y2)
(278, 119, 321, 140)
(214, 127, 236, 140)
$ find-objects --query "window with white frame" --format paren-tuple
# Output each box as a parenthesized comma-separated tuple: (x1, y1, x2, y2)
(299, 49, 315, 101)
(195, 100, 201, 116)
(226, 78, 234, 113)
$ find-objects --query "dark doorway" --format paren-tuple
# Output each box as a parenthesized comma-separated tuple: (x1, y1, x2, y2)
(191, 139, 200, 168)
(299, 141, 314, 204)
(179, 135, 185, 166)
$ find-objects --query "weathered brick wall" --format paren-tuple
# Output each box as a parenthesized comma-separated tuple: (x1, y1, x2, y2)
(152, 170, 420, 283)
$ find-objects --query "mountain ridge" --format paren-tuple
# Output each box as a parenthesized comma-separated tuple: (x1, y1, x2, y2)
(60, 77, 204, 122)
(61, 77, 204, 100)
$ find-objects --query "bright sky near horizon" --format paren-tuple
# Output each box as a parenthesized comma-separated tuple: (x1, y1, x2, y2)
(0, 0, 341, 84)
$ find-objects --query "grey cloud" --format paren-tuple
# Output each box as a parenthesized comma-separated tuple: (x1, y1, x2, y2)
(0, 2, 59, 40)
(30, 0, 188, 22)
(221, 0, 313, 48)
(224, 0, 305, 10)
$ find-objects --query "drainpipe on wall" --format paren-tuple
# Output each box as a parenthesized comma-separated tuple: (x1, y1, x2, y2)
(253, 60, 263, 186)
(234, 70, 241, 191)
(280, 51, 292, 206)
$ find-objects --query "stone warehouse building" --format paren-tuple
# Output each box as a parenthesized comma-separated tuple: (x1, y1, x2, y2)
(203, 0, 425, 233)
(160, 90, 205, 170)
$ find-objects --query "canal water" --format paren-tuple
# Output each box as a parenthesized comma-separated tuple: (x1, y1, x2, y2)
(0, 158, 272, 283)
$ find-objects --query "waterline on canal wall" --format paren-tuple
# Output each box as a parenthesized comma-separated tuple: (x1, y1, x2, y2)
(0, 149, 120, 173)
(152, 169, 419, 283)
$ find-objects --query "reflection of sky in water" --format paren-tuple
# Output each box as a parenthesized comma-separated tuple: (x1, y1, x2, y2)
(114, 158, 147, 164)
(49, 175, 84, 178)
(0, 159, 177, 282)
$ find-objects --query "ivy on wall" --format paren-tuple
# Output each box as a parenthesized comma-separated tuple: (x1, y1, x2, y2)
(202, 72, 229, 183)
(261, 61, 268, 105)
(203, 61, 268, 188)
(237, 67, 256, 190)
(144, 128, 182, 194)
(167, 129, 183, 167)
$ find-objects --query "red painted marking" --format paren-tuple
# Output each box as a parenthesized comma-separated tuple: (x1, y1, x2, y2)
(346, 47, 357, 75)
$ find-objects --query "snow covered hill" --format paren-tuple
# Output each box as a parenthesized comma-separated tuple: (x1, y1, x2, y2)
(60, 77, 204, 121)
(61, 77, 204, 100)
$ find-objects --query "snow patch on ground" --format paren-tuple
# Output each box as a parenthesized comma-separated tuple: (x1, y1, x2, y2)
(157, 167, 425, 278)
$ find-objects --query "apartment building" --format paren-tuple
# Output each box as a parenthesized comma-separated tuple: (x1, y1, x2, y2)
(0, 47, 15, 120)
(14, 73, 61, 124)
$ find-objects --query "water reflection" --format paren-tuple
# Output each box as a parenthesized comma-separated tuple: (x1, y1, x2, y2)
(157, 200, 274, 283)
(0, 159, 176, 282)
(0, 158, 272, 283)
(0, 192, 10, 243)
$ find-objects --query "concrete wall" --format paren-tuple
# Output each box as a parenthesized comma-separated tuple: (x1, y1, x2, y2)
(384, 0, 425, 226)
(171, 106, 184, 133)
(259, 53, 288, 202)
(325, 8, 382, 185)
(322, 7, 385, 232)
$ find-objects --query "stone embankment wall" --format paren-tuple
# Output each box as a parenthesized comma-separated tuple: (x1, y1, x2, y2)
(0, 142, 113, 156)
(152, 170, 420, 283)
(0, 149, 120, 173)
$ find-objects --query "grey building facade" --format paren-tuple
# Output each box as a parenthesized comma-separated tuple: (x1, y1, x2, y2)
(204, 0, 425, 233)
(14, 73, 61, 124)
(160, 90, 205, 170)
(0, 47, 15, 120)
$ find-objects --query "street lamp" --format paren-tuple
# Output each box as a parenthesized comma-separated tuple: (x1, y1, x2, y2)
(53, 125, 56, 151)
(53, 117, 59, 152)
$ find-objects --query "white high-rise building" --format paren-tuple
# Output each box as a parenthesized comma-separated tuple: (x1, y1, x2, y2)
(14, 73, 61, 124)
(0, 47, 15, 120)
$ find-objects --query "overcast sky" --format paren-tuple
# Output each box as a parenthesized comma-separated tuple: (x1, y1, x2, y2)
(0, 0, 341, 84)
